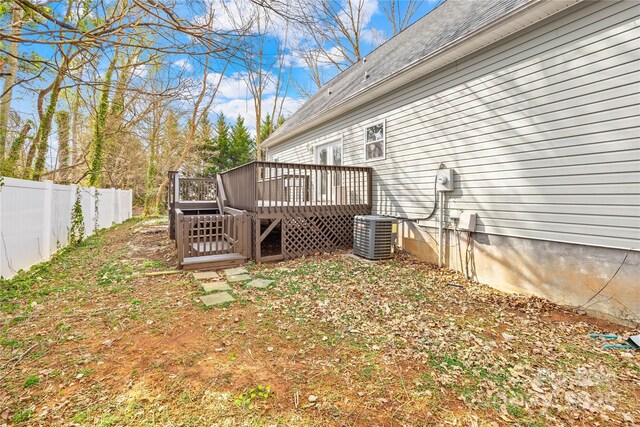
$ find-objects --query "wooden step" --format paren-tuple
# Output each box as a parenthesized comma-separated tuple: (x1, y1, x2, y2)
(182, 253, 246, 271)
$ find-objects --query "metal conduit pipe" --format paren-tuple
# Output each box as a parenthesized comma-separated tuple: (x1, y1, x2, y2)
(438, 191, 444, 267)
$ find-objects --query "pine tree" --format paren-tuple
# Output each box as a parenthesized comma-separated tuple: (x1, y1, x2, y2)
(259, 113, 273, 143)
(229, 115, 253, 167)
(198, 114, 213, 147)
(196, 114, 214, 176)
(201, 113, 230, 176)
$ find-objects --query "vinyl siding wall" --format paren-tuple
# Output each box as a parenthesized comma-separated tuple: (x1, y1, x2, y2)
(268, 1, 640, 251)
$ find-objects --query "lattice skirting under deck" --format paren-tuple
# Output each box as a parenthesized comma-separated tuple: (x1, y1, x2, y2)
(281, 213, 355, 259)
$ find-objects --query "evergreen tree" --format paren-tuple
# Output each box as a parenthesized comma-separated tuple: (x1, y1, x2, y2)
(201, 113, 230, 176)
(229, 115, 253, 167)
(198, 114, 213, 146)
(259, 113, 273, 143)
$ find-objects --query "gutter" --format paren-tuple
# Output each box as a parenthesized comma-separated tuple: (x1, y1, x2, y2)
(264, 0, 581, 149)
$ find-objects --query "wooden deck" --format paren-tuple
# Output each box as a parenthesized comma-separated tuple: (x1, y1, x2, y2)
(169, 161, 372, 267)
(219, 161, 372, 262)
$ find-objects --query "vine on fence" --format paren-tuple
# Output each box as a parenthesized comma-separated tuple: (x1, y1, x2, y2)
(94, 189, 100, 233)
(69, 188, 85, 245)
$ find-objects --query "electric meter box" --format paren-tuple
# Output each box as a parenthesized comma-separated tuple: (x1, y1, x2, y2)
(436, 169, 454, 192)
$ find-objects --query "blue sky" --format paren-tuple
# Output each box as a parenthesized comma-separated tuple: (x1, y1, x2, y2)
(166, 0, 441, 133)
(10, 0, 441, 145)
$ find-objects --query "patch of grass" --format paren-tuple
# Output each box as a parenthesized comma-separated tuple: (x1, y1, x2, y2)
(402, 288, 430, 302)
(0, 338, 23, 348)
(73, 411, 88, 423)
(359, 364, 379, 380)
(80, 368, 95, 377)
(430, 354, 468, 372)
(13, 408, 33, 423)
(415, 372, 439, 394)
(235, 385, 274, 409)
(96, 414, 120, 427)
(56, 322, 72, 333)
(0, 230, 107, 313)
(97, 260, 134, 290)
(507, 402, 526, 419)
(23, 375, 39, 388)
(142, 260, 164, 269)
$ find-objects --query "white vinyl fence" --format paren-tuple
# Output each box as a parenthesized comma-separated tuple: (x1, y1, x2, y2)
(0, 177, 133, 279)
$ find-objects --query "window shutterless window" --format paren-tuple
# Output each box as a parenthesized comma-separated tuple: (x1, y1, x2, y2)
(364, 120, 385, 161)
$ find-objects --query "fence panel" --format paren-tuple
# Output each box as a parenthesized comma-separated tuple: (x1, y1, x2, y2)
(0, 177, 133, 279)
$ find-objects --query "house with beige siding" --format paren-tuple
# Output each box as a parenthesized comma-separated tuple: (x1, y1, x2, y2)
(263, 0, 640, 324)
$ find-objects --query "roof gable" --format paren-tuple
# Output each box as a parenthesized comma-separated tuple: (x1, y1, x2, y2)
(267, 0, 534, 145)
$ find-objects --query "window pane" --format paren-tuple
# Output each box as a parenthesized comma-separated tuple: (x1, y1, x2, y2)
(366, 123, 384, 143)
(332, 146, 342, 165)
(366, 141, 383, 160)
(319, 148, 328, 165)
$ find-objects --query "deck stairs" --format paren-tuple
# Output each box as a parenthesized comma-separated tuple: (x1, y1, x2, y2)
(182, 253, 246, 271)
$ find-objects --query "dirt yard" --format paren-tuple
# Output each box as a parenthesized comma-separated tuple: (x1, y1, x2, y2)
(1, 218, 638, 426)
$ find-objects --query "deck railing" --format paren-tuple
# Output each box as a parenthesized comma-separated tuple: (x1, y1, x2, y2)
(220, 161, 372, 214)
(178, 177, 217, 201)
(175, 208, 250, 266)
(168, 172, 218, 239)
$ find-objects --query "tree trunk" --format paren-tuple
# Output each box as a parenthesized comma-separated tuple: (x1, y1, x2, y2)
(0, 6, 25, 158)
(55, 111, 70, 181)
(70, 85, 81, 166)
(1, 120, 31, 177)
(32, 74, 64, 180)
(88, 55, 117, 187)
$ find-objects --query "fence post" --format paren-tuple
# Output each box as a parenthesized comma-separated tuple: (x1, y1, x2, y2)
(42, 180, 53, 261)
(128, 190, 132, 219)
(176, 210, 184, 268)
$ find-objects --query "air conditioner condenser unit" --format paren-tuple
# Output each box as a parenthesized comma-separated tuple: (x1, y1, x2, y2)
(353, 215, 397, 260)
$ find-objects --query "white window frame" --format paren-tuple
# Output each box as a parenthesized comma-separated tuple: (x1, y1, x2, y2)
(363, 119, 386, 162)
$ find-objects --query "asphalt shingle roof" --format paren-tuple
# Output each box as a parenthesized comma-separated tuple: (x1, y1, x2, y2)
(268, 0, 533, 143)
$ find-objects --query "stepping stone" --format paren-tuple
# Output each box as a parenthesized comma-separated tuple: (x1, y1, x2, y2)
(193, 271, 220, 280)
(227, 274, 251, 283)
(224, 267, 248, 276)
(248, 278, 274, 289)
(199, 292, 234, 306)
(202, 281, 232, 292)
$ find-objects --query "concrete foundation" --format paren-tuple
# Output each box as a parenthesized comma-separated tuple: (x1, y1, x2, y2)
(400, 223, 640, 326)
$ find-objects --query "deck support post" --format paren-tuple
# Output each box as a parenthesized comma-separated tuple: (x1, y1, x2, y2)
(176, 209, 185, 268)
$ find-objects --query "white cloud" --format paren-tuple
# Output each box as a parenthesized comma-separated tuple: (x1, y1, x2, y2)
(131, 64, 148, 79)
(207, 70, 280, 100)
(362, 27, 386, 45)
(173, 59, 193, 72)
(210, 95, 304, 135)
(282, 45, 345, 69)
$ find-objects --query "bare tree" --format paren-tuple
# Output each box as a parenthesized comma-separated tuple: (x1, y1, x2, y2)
(0, 4, 25, 156)
(381, 0, 424, 37)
